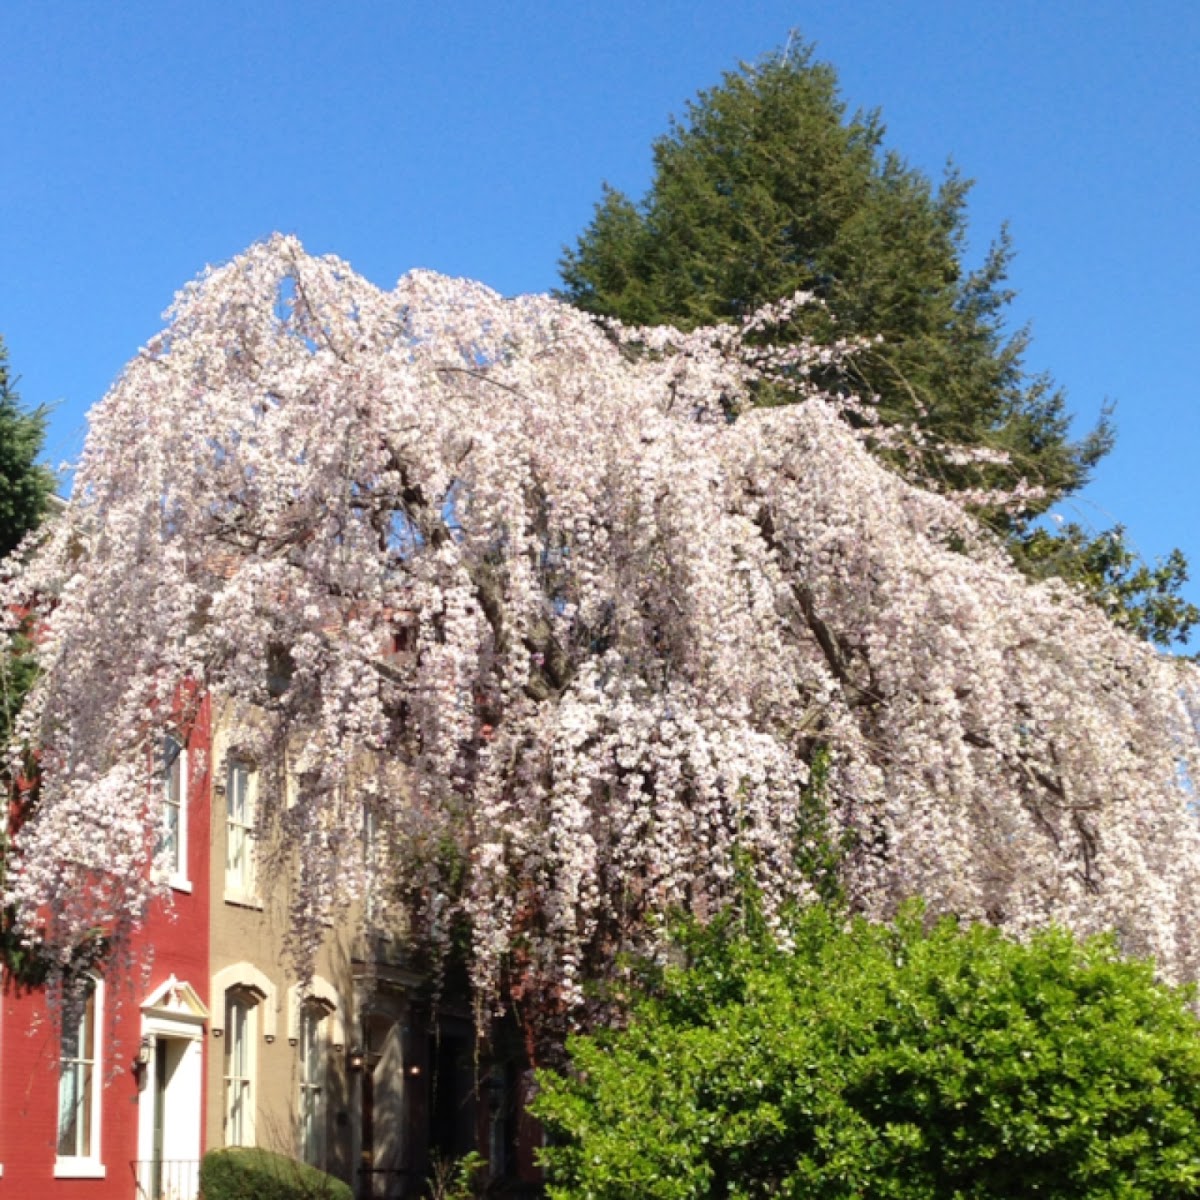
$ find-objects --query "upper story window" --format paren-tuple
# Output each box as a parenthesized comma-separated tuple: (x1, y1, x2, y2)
(225, 760, 256, 901)
(160, 733, 190, 890)
(55, 977, 105, 1177)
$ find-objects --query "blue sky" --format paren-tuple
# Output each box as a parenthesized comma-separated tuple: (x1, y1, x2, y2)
(3, 2, 1197, 620)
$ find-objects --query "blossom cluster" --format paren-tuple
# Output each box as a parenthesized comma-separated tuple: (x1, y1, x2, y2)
(4, 237, 1199, 1024)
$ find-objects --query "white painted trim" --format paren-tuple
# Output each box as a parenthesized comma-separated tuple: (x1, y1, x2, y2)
(223, 760, 259, 903)
(222, 993, 258, 1147)
(56, 975, 104, 1169)
(142, 973, 210, 1025)
(211, 962, 277, 1040)
(53, 1158, 106, 1178)
(163, 735, 192, 890)
(287, 976, 347, 1048)
(138, 999, 205, 1199)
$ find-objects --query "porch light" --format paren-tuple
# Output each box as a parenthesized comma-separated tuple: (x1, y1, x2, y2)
(348, 1045, 366, 1072)
(133, 1036, 153, 1076)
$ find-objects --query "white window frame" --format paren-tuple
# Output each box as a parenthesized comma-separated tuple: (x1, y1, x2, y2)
(224, 760, 257, 903)
(161, 733, 191, 892)
(54, 976, 106, 1178)
(223, 990, 257, 1148)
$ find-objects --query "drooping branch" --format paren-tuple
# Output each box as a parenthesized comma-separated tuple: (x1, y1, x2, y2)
(4, 236, 1199, 1030)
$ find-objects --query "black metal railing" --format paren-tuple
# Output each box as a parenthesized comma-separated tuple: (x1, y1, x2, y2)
(132, 1158, 201, 1200)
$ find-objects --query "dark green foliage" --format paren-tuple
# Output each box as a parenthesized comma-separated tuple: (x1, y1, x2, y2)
(560, 41, 1199, 646)
(0, 337, 57, 982)
(1024, 522, 1199, 650)
(791, 744, 851, 905)
(535, 905, 1200, 1199)
(0, 618, 37, 752)
(199, 1147, 352, 1200)
(426, 1150, 487, 1199)
(560, 41, 1109, 517)
(0, 336, 54, 561)
(1, 333, 53, 752)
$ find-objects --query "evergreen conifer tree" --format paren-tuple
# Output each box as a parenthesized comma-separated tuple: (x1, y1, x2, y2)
(560, 41, 1196, 646)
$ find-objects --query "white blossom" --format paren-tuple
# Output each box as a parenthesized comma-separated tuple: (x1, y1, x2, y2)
(4, 236, 1199, 1028)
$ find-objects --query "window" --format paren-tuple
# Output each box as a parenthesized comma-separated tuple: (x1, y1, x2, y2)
(286, 977, 342, 1164)
(161, 734, 189, 888)
(224, 991, 255, 1147)
(225, 760, 256, 900)
(298, 1005, 327, 1166)
(56, 977, 104, 1176)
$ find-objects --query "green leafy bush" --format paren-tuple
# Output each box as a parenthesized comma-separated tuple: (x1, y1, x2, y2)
(534, 904, 1200, 1198)
(199, 1147, 352, 1200)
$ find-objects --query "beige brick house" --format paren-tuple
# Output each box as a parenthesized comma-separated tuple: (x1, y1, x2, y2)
(203, 712, 488, 1198)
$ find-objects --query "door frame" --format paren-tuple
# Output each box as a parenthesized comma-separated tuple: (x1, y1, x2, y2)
(136, 975, 209, 1198)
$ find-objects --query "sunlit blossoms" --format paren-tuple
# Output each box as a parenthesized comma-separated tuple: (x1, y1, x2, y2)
(4, 236, 1199, 1026)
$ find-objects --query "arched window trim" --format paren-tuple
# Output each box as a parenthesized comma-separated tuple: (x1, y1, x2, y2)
(286, 975, 345, 1048)
(210, 963, 277, 1040)
(223, 991, 256, 1148)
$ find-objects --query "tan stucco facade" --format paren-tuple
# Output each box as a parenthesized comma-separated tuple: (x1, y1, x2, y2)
(204, 716, 359, 1186)
(201, 712, 525, 1197)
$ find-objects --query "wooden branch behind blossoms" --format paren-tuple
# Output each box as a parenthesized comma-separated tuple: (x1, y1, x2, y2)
(3, 237, 1198, 1038)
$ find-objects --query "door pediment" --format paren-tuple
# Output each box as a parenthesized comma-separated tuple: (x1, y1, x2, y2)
(142, 973, 210, 1025)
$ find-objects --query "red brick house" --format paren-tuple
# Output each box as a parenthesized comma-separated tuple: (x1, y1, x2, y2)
(1, 683, 544, 1200)
(0, 698, 212, 1200)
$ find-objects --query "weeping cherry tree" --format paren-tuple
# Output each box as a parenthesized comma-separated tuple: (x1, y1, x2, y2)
(3, 237, 1199, 1042)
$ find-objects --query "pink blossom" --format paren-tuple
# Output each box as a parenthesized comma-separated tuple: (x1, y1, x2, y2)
(4, 236, 1199, 1024)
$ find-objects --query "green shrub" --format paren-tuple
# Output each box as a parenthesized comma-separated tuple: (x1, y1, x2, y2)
(199, 1147, 352, 1200)
(534, 904, 1200, 1198)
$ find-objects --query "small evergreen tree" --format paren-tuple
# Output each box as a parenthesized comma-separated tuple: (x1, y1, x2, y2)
(561, 41, 1107, 511)
(0, 335, 54, 749)
(0, 336, 53, 562)
(1, 335, 56, 980)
